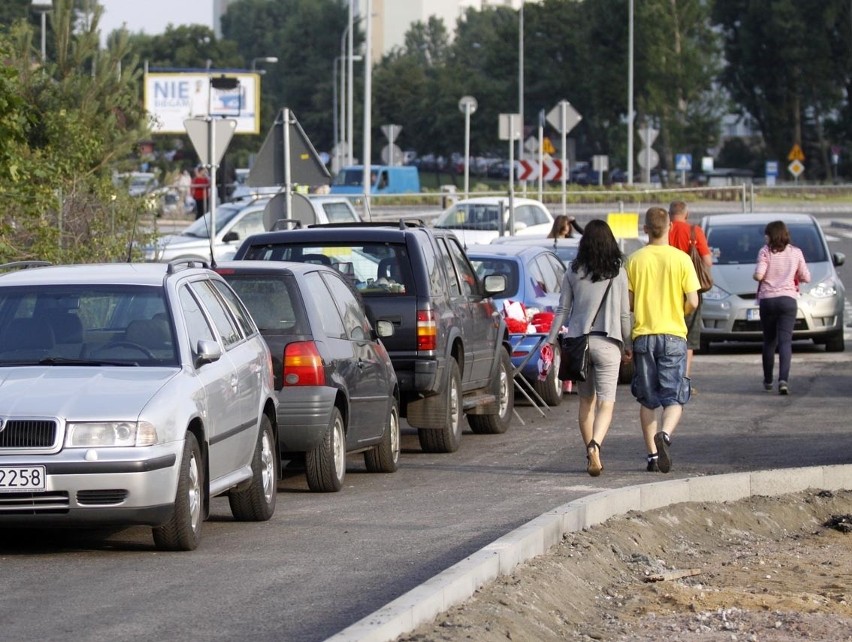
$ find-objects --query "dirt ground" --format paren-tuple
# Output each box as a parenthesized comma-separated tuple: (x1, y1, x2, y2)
(400, 489, 852, 642)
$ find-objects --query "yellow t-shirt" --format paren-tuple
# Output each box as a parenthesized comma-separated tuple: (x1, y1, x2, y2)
(627, 244, 700, 340)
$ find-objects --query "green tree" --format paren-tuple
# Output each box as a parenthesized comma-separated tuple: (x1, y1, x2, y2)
(0, 0, 153, 264)
(713, 0, 852, 179)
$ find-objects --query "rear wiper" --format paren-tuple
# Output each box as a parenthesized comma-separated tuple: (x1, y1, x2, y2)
(38, 357, 139, 367)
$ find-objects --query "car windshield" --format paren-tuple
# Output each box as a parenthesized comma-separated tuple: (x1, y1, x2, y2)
(181, 203, 248, 238)
(241, 243, 412, 295)
(706, 222, 828, 265)
(220, 275, 307, 334)
(435, 203, 505, 231)
(0, 285, 177, 366)
(469, 257, 520, 298)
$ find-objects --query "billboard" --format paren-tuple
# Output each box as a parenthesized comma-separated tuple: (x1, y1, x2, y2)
(144, 72, 261, 135)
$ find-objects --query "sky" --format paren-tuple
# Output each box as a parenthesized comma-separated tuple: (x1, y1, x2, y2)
(98, 0, 213, 43)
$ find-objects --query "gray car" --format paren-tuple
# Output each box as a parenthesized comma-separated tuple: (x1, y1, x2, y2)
(700, 213, 846, 352)
(0, 261, 278, 551)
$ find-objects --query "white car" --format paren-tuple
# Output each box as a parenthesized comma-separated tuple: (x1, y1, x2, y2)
(143, 193, 360, 263)
(433, 196, 555, 245)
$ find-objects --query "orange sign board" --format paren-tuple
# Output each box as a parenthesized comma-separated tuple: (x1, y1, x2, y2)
(787, 144, 805, 162)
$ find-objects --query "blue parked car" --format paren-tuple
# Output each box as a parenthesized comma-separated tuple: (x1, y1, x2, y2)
(466, 244, 566, 406)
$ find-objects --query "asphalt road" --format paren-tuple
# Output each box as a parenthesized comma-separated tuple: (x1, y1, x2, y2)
(2, 208, 851, 642)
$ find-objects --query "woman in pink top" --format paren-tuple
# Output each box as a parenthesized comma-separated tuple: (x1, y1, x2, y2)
(753, 221, 811, 395)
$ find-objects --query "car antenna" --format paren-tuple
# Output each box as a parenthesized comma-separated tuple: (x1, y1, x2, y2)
(126, 203, 142, 262)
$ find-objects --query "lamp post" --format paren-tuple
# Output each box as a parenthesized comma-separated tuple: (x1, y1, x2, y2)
(251, 56, 278, 73)
(518, 1, 525, 184)
(627, 0, 634, 185)
(31, 2, 52, 62)
(333, 53, 362, 170)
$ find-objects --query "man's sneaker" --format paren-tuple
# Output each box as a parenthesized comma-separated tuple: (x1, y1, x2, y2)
(654, 432, 672, 473)
(763, 381, 773, 392)
(646, 455, 659, 472)
(779, 381, 789, 395)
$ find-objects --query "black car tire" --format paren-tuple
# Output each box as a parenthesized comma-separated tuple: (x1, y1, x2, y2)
(364, 398, 400, 473)
(532, 348, 562, 406)
(153, 432, 203, 551)
(229, 414, 277, 521)
(469, 348, 514, 434)
(306, 407, 346, 492)
(418, 358, 462, 453)
(823, 329, 845, 353)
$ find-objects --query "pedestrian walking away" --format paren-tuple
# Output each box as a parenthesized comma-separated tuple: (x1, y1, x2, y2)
(668, 200, 712, 384)
(627, 207, 700, 473)
(753, 220, 811, 395)
(545, 219, 633, 476)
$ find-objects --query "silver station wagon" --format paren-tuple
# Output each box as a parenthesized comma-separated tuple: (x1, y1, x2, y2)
(0, 261, 278, 551)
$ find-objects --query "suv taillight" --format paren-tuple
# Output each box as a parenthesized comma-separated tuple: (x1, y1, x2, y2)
(283, 341, 326, 386)
(416, 309, 437, 352)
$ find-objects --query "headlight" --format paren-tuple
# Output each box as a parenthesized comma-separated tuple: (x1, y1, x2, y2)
(65, 421, 158, 447)
(701, 284, 730, 301)
(808, 280, 838, 299)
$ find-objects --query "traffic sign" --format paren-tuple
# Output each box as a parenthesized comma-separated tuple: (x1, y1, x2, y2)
(675, 153, 692, 171)
(636, 148, 659, 170)
(546, 101, 582, 134)
(765, 160, 779, 177)
(516, 159, 564, 182)
(458, 95, 478, 115)
(184, 117, 237, 167)
(787, 144, 805, 162)
(381, 144, 403, 165)
(498, 113, 522, 141)
(381, 124, 402, 142)
(788, 159, 805, 178)
(638, 126, 659, 147)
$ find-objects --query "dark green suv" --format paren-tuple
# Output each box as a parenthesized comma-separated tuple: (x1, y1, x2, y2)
(233, 221, 514, 453)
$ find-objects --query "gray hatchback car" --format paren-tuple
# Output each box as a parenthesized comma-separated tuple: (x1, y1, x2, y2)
(700, 213, 846, 352)
(0, 261, 278, 550)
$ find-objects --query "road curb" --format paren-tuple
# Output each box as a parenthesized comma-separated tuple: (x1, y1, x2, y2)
(326, 463, 852, 642)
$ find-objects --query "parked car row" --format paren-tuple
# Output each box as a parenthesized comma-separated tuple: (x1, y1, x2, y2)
(0, 218, 520, 550)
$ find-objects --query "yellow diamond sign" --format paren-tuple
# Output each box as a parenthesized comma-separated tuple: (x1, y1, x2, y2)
(788, 159, 804, 178)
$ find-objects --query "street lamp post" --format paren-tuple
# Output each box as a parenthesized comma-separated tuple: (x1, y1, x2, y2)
(518, 1, 525, 188)
(333, 53, 362, 170)
(31, 2, 52, 62)
(627, 0, 634, 185)
(251, 56, 278, 73)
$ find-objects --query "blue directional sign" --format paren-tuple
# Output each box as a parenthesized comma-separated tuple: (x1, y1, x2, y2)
(765, 161, 779, 177)
(675, 154, 692, 171)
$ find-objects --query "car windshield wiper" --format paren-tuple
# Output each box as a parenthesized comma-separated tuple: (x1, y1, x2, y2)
(37, 357, 139, 367)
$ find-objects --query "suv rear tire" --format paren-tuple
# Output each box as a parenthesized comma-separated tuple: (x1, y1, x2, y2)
(469, 348, 514, 434)
(418, 358, 462, 453)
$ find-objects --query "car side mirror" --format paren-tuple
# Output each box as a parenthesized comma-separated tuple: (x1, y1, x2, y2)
(195, 339, 222, 367)
(513, 222, 528, 233)
(833, 252, 845, 267)
(222, 231, 240, 243)
(375, 319, 395, 338)
(483, 273, 507, 295)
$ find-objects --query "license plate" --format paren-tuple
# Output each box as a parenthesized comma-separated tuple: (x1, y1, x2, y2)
(0, 466, 46, 492)
(747, 308, 760, 321)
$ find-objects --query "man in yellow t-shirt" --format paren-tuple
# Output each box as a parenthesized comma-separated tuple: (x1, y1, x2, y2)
(627, 207, 700, 474)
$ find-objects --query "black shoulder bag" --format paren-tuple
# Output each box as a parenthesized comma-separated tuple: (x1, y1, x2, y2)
(558, 279, 613, 382)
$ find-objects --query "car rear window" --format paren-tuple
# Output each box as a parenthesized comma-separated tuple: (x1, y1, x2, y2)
(219, 274, 306, 333)
(240, 243, 413, 296)
(706, 222, 828, 265)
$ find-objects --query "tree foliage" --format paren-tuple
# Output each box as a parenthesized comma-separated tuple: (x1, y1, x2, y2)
(0, 0, 153, 264)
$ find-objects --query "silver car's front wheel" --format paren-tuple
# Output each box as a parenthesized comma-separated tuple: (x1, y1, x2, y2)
(153, 432, 203, 551)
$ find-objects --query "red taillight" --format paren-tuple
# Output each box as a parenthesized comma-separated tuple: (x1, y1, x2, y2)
(416, 309, 437, 352)
(283, 341, 325, 386)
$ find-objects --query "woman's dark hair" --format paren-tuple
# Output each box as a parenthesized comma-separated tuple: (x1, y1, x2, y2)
(571, 219, 623, 281)
(764, 220, 791, 253)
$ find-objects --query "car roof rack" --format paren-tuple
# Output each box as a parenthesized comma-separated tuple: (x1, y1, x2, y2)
(305, 219, 426, 230)
(0, 260, 52, 274)
(167, 258, 210, 274)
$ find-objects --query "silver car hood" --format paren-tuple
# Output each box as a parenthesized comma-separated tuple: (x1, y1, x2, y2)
(0, 367, 179, 419)
(712, 261, 835, 296)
